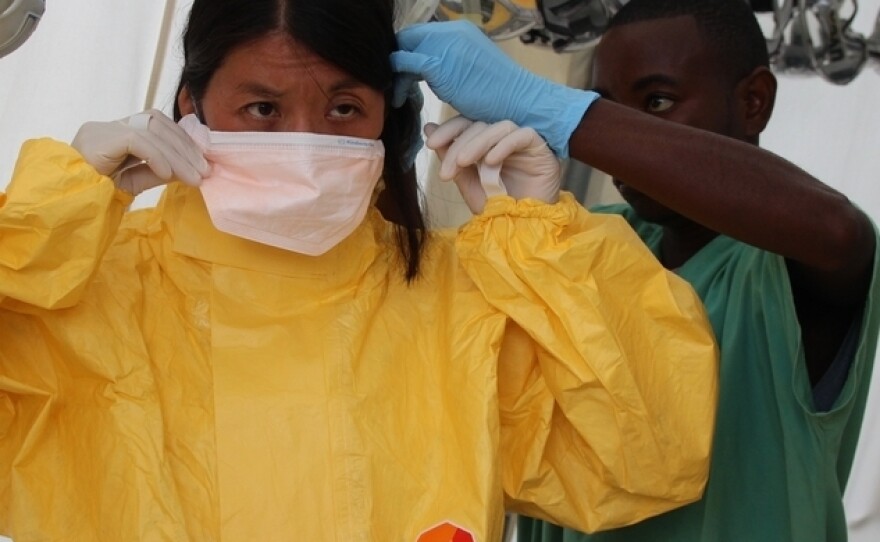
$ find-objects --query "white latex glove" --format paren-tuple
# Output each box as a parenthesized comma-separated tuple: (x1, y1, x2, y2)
(71, 109, 209, 196)
(425, 116, 561, 214)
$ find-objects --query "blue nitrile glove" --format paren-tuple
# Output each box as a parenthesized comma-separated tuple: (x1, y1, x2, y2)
(391, 20, 600, 158)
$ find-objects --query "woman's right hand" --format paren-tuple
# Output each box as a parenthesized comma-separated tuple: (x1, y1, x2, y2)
(71, 109, 209, 196)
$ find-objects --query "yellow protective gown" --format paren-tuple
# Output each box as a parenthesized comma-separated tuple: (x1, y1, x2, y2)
(0, 139, 718, 542)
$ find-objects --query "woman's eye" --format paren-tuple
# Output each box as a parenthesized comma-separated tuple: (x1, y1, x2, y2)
(646, 95, 674, 113)
(329, 103, 360, 119)
(245, 102, 276, 118)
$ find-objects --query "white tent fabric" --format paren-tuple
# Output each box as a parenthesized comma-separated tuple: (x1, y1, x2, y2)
(1, 2, 879, 541)
(0, 0, 193, 209)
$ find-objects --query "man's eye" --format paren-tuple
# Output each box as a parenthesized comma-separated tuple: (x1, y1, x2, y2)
(646, 96, 674, 113)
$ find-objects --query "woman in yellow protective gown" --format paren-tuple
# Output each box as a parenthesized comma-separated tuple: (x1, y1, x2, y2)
(0, 0, 717, 540)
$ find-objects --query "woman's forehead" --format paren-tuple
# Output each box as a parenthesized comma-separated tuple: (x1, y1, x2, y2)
(211, 33, 367, 92)
(226, 34, 341, 74)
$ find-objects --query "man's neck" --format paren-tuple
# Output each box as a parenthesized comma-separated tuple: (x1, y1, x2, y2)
(659, 223, 719, 270)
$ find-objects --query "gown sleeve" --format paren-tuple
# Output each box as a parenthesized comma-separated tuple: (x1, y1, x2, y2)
(0, 140, 183, 540)
(456, 193, 719, 533)
(0, 138, 132, 310)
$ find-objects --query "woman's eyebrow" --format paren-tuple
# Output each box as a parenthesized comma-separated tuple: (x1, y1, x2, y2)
(326, 77, 369, 93)
(234, 82, 284, 98)
(234, 78, 368, 97)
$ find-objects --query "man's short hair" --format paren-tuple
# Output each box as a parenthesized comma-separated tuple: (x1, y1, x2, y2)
(608, 0, 770, 83)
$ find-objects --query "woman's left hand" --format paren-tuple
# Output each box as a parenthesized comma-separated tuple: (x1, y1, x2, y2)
(425, 116, 561, 214)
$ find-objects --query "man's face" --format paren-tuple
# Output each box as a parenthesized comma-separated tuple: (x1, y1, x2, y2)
(591, 15, 743, 223)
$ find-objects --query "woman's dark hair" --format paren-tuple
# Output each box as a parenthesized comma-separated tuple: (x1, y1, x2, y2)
(173, 0, 427, 281)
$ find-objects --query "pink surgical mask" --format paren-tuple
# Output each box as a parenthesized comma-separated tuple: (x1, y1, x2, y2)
(179, 114, 385, 256)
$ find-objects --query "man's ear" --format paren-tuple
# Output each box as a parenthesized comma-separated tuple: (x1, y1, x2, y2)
(177, 86, 195, 117)
(737, 65, 777, 138)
